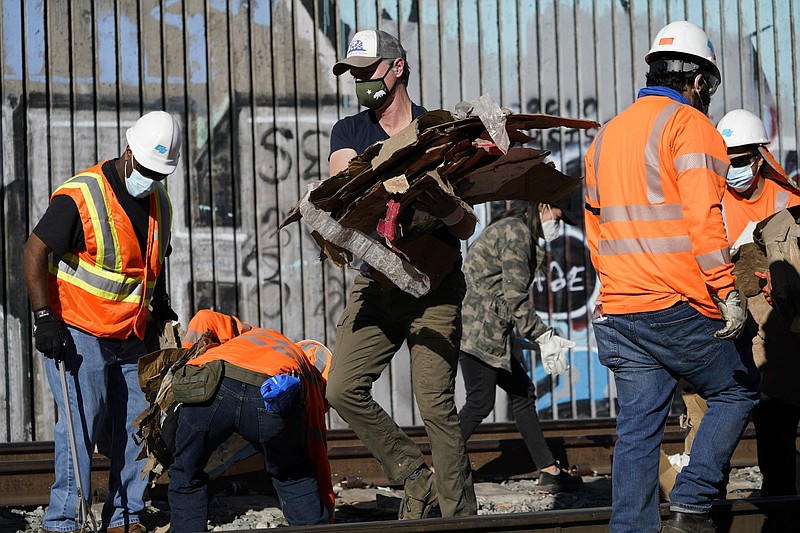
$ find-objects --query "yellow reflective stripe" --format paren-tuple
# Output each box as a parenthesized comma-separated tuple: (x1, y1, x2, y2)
(644, 103, 681, 204)
(53, 252, 155, 303)
(598, 235, 692, 256)
(600, 203, 684, 223)
(50, 262, 154, 304)
(695, 247, 731, 270)
(60, 171, 123, 272)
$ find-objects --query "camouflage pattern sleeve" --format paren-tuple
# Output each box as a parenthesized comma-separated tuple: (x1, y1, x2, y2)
(461, 217, 550, 371)
(498, 219, 550, 342)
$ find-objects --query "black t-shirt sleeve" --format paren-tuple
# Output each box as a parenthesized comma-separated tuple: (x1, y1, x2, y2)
(32, 195, 85, 256)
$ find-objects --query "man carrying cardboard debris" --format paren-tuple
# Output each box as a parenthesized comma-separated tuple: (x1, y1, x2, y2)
(326, 29, 478, 519)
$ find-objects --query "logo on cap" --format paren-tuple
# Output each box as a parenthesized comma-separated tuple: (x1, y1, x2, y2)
(721, 128, 733, 137)
(348, 39, 366, 55)
(154, 144, 168, 154)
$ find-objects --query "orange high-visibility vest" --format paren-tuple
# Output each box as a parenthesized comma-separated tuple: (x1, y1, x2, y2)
(181, 309, 252, 348)
(585, 95, 735, 318)
(722, 176, 800, 247)
(186, 315, 335, 522)
(48, 161, 172, 339)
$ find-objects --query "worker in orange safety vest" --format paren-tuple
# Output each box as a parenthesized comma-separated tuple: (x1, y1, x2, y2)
(584, 20, 761, 533)
(24, 111, 182, 533)
(716, 109, 800, 498)
(169, 310, 334, 531)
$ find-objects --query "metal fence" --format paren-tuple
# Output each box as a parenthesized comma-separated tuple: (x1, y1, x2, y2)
(1, 0, 797, 442)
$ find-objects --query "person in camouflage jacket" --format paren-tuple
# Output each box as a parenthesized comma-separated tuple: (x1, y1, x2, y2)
(458, 195, 583, 492)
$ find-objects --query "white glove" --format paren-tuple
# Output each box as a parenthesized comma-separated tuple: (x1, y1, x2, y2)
(536, 330, 576, 375)
(713, 289, 745, 340)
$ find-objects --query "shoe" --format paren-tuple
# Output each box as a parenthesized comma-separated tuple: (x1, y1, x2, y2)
(660, 511, 717, 533)
(398, 466, 438, 520)
(537, 467, 584, 493)
(106, 523, 147, 533)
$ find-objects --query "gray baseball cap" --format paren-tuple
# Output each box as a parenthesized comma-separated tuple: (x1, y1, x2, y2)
(333, 30, 407, 76)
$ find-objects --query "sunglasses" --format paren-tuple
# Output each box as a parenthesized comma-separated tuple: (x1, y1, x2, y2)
(729, 152, 759, 169)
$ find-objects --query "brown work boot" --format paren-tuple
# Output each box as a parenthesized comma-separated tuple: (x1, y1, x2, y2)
(660, 511, 717, 533)
(105, 523, 147, 533)
(398, 466, 437, 520)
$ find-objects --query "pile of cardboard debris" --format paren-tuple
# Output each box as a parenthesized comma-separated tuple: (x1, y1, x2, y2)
(282, 95, 599, 296)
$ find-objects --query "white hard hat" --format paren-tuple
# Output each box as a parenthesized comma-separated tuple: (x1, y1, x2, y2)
(716, 109, 770, 148)
(645, 21, 720, 83)
(125, 111, 182, 175)
(296, 339, 332, 380)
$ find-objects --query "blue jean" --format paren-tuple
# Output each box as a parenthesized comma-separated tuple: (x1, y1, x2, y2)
(168, 377, 328, 532)
(593, 302, 760, 533)
(42, 326, 149, 532)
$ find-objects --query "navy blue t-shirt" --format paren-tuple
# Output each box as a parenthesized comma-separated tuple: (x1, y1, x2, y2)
(329, 103, 427, 156)
(329, 102, 461, 256)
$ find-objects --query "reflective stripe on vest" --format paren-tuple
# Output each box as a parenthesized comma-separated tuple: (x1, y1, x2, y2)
(59, 174, 121, 270)
(597, 102, 729, 272)
(52, 170, 169, 308)
(644, 103, 681, 203)
(49, 252, 155, 303)
(240, 330, 301, 363)
(586, 125, 607, 205)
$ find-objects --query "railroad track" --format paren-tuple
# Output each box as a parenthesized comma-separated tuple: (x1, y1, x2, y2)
(281, 496, 800, 532)
(1, 418, 779, 508)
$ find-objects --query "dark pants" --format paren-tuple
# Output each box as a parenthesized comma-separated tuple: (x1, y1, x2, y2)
(752, 396, 800, 496)
(326, 272, 477, 517)
(168, 377, 328, 532)
(458, 351, 556, 469)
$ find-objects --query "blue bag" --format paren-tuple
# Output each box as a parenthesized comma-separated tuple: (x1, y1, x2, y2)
(260, 374, 301, 413)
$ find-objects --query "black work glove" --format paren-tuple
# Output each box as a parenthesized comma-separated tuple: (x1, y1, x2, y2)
(33, 307, 69, 361)
(150, 294, 179, 323)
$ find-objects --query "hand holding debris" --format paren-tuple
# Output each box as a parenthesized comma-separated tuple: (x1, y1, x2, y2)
(414, 187, 461, 220)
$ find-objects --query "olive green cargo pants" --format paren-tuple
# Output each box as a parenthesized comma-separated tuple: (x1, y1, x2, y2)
(326, 271, 477, 517)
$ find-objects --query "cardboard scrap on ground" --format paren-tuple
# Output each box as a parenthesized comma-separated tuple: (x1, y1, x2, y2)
(281, 101, 599, 296)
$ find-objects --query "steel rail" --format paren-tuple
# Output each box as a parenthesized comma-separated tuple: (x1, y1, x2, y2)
(0, 419, 791, 508)
(227, 497, 800, 532)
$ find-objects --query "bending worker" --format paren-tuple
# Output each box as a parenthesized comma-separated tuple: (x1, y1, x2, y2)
(168, 309, 333, 532)
(23, 111, 182, 533)
(584, 21, 760, 533)
(325, 29, 477, 519)
(716, 109, 800, 497)
(458, 196, 583, 493)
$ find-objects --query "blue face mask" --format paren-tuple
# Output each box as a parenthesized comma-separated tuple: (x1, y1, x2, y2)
(125, 159, 158, 198)
(726, 165, 755, 192)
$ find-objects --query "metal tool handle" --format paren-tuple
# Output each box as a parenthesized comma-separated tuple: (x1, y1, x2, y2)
(57, 360, 99, 532)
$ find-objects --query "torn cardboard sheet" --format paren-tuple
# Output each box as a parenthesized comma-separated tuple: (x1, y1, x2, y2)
(281, 98, 599, 296)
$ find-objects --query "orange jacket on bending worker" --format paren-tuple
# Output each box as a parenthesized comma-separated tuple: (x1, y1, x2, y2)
(182, 309, 334, 521)
(584, 96, 734, 318)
